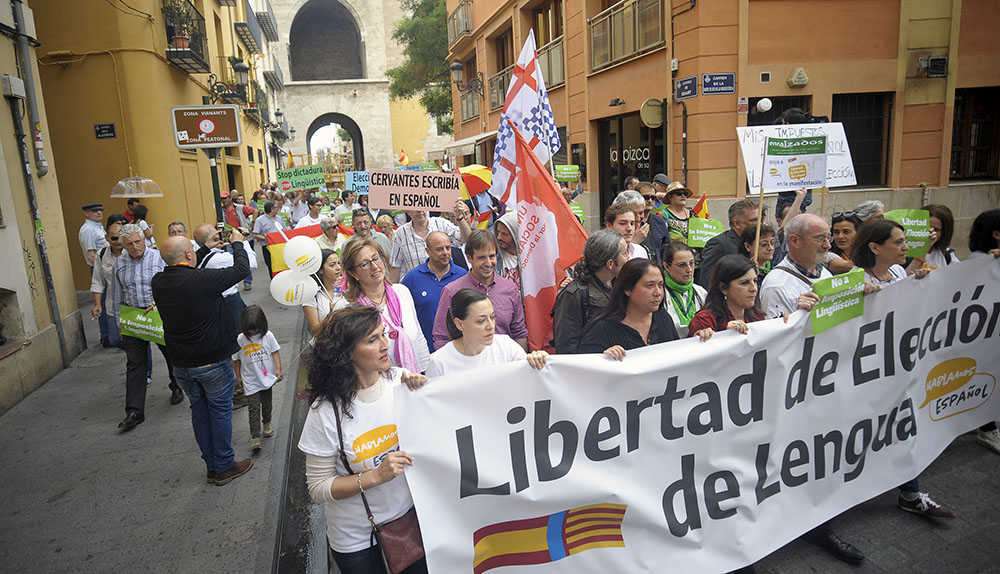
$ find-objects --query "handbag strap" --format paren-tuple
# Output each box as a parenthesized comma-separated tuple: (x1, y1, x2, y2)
(773, 265, 815, 288)
(332, 402, 380, 533)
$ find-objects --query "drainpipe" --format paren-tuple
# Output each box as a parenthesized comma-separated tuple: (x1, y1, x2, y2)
(680, 100, 688, 186)
(13, 0, 49, 177)
(6, 91, 70, 368)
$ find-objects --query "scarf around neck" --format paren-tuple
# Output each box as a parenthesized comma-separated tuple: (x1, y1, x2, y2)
(663, 273, 698, 326)
(358, 282, 419, 372)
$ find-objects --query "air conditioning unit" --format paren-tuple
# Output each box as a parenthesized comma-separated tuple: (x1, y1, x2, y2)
(918, 56, 948, 78)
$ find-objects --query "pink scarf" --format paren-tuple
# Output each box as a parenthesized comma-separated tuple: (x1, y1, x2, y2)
(359, 282, 419, 372)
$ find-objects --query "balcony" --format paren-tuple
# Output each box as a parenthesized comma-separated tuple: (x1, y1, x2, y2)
(537, 36, 564, 88)
(263, 53, 284, 91)
(488, 65, 513, 111)
(269, 118, 290, 142)
(589, 0, 663, 72)
(162, 0, 210, 74)
(460, 90, 480, 123)
(234, 0, 264, 54)
(254, 0, 279, 42)
(447, 0, 472, 47)
(215, 57, 248, 104)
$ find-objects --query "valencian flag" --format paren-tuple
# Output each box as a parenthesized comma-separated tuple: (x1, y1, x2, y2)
(692, 193, 709, 218)
(265, 223, 354, 275)
(459, 164, 494, 229)
(488, 29, 561, 212)
(472, 503, 627, 574)
(510, 120, 588, 350)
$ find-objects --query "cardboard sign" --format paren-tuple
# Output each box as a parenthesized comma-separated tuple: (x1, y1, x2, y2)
(737, 122, 855, 194)
(277, 165, 325, 193)
(687, 218, 725, 248)
(345, 171, 370, 194)
(555, 165, 580, 182)
(368, 169, 461, 211)
(885, 209, 932, 258)
(810, 268, 865, 335)
(171, 105, 241, 148)
(762, 136, 828, 193)
(118, 305, 165, 346)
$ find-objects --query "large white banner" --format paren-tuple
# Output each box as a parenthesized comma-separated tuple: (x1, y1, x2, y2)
(396, 260, 1000, 574)
(737, 122, 856, 194)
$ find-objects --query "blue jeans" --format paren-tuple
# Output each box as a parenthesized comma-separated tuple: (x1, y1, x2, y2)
(173, 361, 236, 473)
(100, 291, 124, 347)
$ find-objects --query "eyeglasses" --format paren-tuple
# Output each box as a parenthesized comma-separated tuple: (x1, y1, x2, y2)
(757, 240, 775, 248)
(811, 234, 832, 244)
(352, 255, 383, 270)
(109, 236, 119, 241)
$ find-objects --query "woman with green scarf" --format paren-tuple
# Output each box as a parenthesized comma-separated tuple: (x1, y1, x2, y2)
(740, 223, 776, 290)
(661, 242, 706, 337)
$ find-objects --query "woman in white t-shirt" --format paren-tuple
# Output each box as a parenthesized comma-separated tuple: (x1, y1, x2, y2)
(918, 204, 961, 271)
(303, 249, 344, 337)
(298, 306, 427, 573)
(334, 239, 430, 372)
(427, 289, 547, 377)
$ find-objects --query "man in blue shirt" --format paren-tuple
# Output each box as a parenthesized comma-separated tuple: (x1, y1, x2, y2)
(401, 231, 467, 346)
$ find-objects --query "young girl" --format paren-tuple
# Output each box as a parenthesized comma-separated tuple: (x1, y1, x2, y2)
(233, 305, 283, 451)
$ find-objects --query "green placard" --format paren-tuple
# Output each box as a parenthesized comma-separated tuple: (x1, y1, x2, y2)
(569, 202, 586, 221)
(118, 305, 165, 345)
(277, 212, 292, 229)
(810, 268, 865, 335)
(554, 165, 580, 182)
(341, 212, 353, 227)
(422, 161, 439, 172)
(277, 165, 326, 192)
(884, 209, 931, 258)
(687, 218, 725, 248)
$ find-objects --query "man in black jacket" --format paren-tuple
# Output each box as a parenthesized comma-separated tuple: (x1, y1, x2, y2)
(697, 198, 759, 288)
(152, 229, 253, 486)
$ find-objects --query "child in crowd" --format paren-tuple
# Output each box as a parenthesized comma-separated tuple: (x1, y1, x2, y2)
(233, 305, 283, 452)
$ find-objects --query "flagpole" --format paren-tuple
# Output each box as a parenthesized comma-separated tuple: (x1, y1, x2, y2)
(753, 136, 767, 264)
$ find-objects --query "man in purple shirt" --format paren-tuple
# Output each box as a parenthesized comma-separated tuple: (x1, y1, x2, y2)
(433, 229, 528, 351)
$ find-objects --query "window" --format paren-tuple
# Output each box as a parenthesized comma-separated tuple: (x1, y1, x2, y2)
(833, 92, 892, 187)
(495, 29, 514, 71)
(589, 0, 663, 71)
(747, 96, 811, 127)
(248, 145, 255, 162)
(489, 29, 515, 110)
(534, 0, 565, 87)
(952, 87, 1000, 180)
(257, 148, 263, 164)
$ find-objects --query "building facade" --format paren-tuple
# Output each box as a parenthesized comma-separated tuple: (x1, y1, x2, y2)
(0, 0, 86, 413)
(445, 0, 1000, 244)
(33, 0, 287, 290)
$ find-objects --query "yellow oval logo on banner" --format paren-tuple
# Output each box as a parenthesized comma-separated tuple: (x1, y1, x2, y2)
(352, 425, 399, 462)
(921, 357, 977, 408)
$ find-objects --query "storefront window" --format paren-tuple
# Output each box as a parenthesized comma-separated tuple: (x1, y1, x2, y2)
(598, 112, 665, 211)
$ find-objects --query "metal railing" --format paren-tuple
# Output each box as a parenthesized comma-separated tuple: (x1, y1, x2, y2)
(488, 65, 513, 111)
(162, 0, 210, 73)
(537, 36, 564, 87)
(263, 52, 284, 90)
(589, 0, 663, 71)
(246, 80, 269, 125)
(254, 0, 279, 42)
(448, 0, 472, 46)
(216, 57, 248, 103)
(460, 90, 480, 122)
(234, 0, 263, 53)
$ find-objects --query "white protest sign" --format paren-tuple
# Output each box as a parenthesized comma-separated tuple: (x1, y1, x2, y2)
(738, 122, 855, 194)
(762, 136, 828, 192)
(396, 259, 1000, 574)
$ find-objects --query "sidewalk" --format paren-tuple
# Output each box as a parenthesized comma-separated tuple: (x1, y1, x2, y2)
(0, 264, 304, 574)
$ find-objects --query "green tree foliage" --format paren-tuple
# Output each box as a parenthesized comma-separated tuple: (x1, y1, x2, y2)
(387, 0, 453, 134)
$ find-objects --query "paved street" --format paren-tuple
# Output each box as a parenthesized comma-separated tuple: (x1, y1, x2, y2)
(0, 260, 998, 573)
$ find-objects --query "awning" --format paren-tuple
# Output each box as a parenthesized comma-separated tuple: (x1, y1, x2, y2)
(440, 130, 498, 158)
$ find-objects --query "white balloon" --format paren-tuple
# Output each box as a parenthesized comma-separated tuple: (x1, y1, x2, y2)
(269, 270, 320, 306)
(282, 235, 322, 275)
(756, 98, 773, 113)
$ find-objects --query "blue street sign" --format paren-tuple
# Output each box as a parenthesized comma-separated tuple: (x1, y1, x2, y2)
(702, 73, 736, 95)
(675, 76, 698, 100)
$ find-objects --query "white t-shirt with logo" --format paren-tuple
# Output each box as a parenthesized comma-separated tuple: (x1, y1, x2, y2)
(232, 331, 281, 395)
(426, 334, 526, 377)
(297, 369, 414, 553)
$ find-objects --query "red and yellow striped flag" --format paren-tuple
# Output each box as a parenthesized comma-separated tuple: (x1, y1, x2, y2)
(472, 503, 627, 574)
(692, 193, 709, 218)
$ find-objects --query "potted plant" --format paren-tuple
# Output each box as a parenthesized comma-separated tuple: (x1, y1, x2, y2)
(163, 0, 192, 50)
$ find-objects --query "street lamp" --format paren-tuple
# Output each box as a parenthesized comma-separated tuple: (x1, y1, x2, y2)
(206, 57, 250, 104)
(450, 60, 483, 96)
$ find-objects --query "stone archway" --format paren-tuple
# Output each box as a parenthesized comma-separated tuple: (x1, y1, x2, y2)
(289, 0, 365, 81)
(306, 113, 365, 170)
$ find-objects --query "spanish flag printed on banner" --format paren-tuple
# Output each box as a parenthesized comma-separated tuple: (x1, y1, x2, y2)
(472, 503, 627, 574)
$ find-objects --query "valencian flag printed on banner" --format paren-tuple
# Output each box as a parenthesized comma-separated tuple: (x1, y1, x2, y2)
(511, 120, 588, 350)
(265, 224, 354, 275)
(472, 503, 627, 574)
(489, 30, 561, 212)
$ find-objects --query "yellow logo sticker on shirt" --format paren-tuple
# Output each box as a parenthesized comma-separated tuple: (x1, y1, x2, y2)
(243, 342, 263, 355)
(352, 425, 399, 463)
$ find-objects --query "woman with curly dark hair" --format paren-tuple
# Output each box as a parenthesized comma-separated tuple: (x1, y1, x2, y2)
(298, 306, 428, 574)
(687, 254, 764, 342)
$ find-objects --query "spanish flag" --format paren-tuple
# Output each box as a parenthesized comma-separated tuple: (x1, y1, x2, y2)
(398, 149, 409, 166)
(692, 193, 709, 219)
(472, 503, 627, 574)
(265, 223, 355, 275)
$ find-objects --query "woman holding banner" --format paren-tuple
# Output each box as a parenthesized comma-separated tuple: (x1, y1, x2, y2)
(299, 306, 428, 574)
(335, 239, 430, 372)
(578, 259, 679, 359)
(427, 289, 548, 377)
(852, 220, 955, 519)
(303, 249, 344, 337)
(688, 255, 764, 341)
(916, 204, 960, 271)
